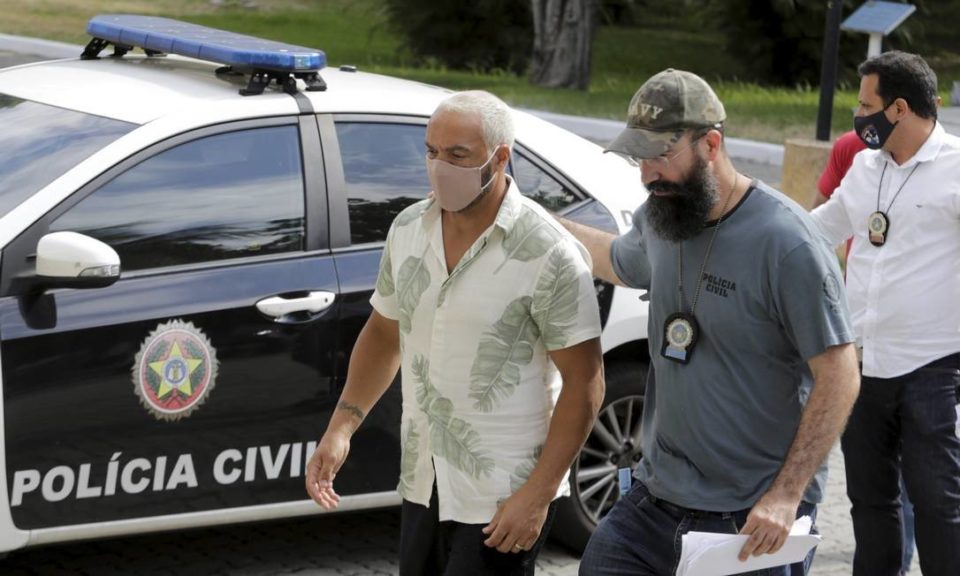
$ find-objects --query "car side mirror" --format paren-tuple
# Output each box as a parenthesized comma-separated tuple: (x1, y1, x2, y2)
(35, 231, 121, 289)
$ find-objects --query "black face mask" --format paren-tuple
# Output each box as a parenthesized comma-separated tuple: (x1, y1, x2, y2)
(854, 102, 898, 150)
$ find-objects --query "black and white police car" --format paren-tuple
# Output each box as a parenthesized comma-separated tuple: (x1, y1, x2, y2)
(0, 15, 649, 554)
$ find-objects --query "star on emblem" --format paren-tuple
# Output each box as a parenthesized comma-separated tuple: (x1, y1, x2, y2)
(149, 341, 204, 398)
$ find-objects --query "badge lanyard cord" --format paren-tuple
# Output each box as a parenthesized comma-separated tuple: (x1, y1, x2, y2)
(677, 174, 738, 315)
(875, 162, 920, 217)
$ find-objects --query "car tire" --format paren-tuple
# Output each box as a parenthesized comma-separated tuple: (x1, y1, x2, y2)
(550, 360, 648, 553)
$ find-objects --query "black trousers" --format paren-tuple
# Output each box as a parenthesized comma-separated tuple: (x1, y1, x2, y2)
(842, 352, 960, 576)
(399, 485, 558, 576)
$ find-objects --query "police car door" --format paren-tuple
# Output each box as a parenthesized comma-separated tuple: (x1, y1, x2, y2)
(0, 118, 342, 529)
(318, 115, 434, 495)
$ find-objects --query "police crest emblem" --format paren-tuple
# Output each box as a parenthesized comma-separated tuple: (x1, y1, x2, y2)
(133, 320, 219, 421)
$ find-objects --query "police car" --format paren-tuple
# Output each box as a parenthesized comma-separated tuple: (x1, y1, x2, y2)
(0, 15, 648, 554)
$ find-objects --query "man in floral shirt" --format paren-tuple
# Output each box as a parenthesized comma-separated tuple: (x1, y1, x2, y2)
(306, 90, 605, 576)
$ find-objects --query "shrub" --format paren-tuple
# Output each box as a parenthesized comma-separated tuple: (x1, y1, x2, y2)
(701, 0, 865, 86)
(382, 0, 533, 74)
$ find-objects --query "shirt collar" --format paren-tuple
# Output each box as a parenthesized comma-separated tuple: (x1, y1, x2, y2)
(420, 174, 522, 234)
(869, 121, 945, 168)
(421, 197, 440, 228)
(492, 175, 523, 235)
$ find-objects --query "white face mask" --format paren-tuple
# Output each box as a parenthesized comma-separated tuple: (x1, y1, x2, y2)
(425, 149, 499, 212)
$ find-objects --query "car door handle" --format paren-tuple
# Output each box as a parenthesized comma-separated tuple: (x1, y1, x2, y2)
(256, 291, 336, 318)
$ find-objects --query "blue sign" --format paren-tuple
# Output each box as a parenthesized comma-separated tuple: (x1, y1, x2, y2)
(841, 1, 916, 36)
(86, 14, 326, 72)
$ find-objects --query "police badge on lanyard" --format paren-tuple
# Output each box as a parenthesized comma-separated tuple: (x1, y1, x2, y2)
(661, 312, 699, 364)
(869, 162, 920, 247)
(868, 211, 889, 247)
(660, 176, 740, 365)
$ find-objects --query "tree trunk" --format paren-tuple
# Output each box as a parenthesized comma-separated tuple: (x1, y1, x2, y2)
(530, 0, 596, 90)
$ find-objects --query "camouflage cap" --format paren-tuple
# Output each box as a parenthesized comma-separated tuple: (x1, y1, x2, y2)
(605, 68, 726, 159)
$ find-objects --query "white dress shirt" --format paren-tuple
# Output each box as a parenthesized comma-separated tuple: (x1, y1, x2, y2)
(811, 122, 960, 378)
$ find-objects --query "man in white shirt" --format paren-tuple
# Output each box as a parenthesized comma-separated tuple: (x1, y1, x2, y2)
(303, 90, 605, 576)
(811, 51, 960, 576)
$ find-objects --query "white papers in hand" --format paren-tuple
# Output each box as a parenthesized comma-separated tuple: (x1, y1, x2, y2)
(675, 515, 820, 576)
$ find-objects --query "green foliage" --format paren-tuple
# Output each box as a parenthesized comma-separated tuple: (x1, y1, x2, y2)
(398, 419, 419, 495)
(497, 208, 560, 272)
(591, 25, 745, 82)
(885, 0, 960, 87)
(6, 0, 910, 142)
(690, 0, 955, 87)
(469, 297, 539, 412)
(598, 0, 636, 25)
(186, 1, 407, 68)
(510, 445, 543, 492)
(375, 241, 395, 297)
(396, 256, 430, 335)
(413, 355, 495, 479)
(532, 247, 581, 351)
(381, 0, 533, 74)
(699, 0, 866, 86)
(386, 65, 861, 142)
(186, 0, 868, 141)
(393, 201, 427, 228)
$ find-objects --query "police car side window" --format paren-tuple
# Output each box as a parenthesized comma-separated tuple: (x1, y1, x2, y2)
(511, 151, 580, 212)
(51, 126, 305, 271)
(336, 122, 431, 245)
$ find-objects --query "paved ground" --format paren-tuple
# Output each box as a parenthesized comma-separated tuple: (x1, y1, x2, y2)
(815, 446, 919, 575)
(0, 504, 580, 576)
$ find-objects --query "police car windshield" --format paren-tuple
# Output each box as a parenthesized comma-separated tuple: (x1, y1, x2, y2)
(0, 94, 135, 216)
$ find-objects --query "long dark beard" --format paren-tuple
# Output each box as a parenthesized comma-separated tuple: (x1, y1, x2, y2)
(644, 155, 719, 242)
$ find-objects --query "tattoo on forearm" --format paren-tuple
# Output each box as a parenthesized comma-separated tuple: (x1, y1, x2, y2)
(337, 401, 366, 422)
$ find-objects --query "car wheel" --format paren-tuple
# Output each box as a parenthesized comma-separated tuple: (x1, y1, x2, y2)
(550, 360, 648, 553)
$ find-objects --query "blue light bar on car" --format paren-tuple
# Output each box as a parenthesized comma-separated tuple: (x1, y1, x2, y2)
(86, 14, 326, 72)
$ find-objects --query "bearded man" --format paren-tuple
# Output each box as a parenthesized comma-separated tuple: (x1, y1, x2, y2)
(559, 69, 861, 576)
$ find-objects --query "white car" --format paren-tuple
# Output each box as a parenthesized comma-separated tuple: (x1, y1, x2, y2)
(0, 15, 648, 554)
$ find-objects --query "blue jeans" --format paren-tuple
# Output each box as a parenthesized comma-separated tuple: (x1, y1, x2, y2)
(842, 352, 960, 576)
(579, 482, 817, 576)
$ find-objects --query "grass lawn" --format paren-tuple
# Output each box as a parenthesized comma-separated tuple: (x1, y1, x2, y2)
(0, 0, 928, 144)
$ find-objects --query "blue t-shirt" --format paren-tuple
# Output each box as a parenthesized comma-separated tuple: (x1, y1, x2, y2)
(611, 180, 855, 511)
